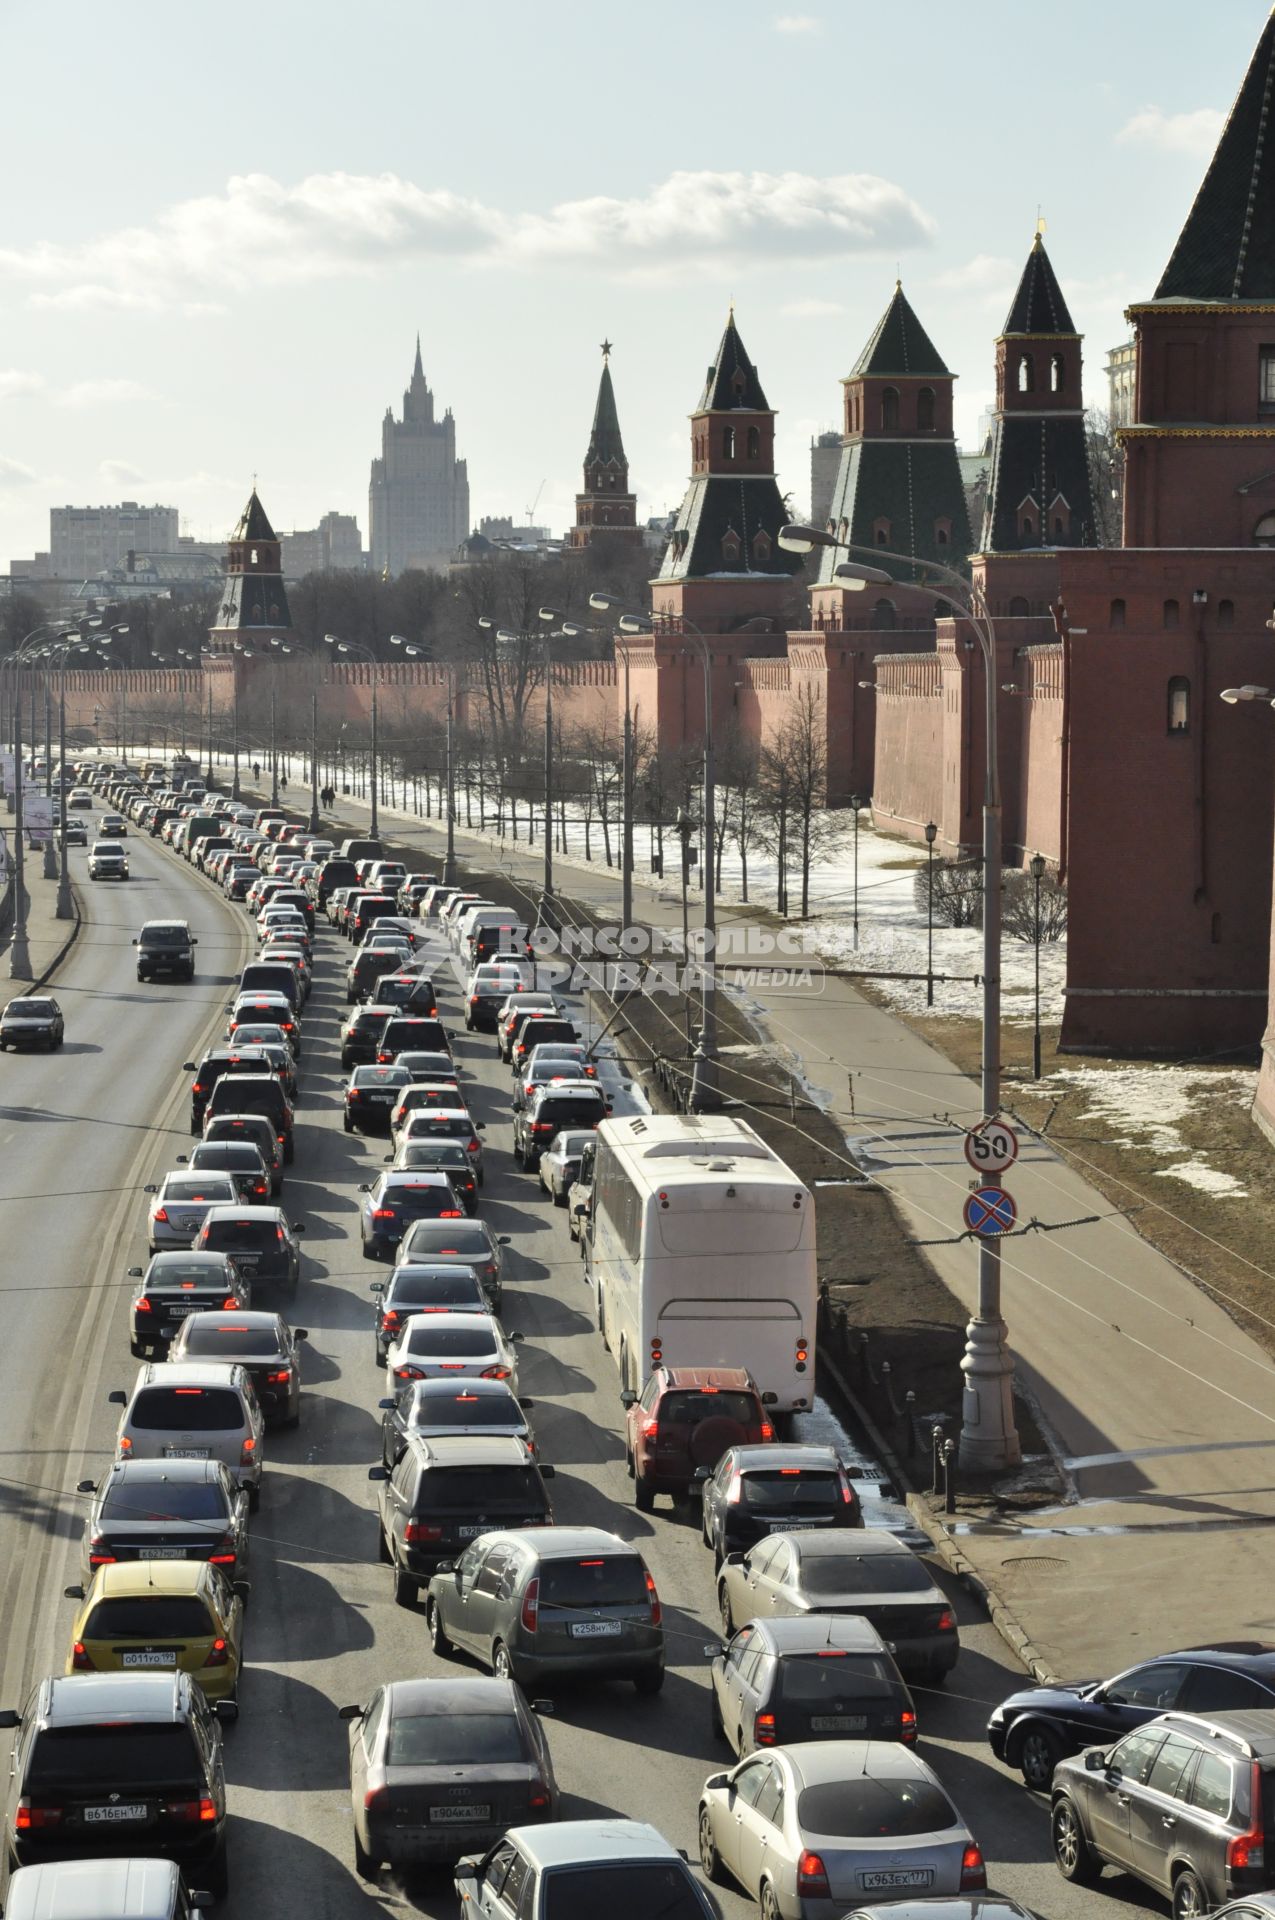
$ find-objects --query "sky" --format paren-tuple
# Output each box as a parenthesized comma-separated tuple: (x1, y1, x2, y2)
(0, 0, 1266, 569)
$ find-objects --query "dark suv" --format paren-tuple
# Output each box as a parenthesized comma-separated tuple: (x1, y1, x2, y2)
(1051, 1710, 1275, 1916)
(194, 1206, 304, 1292)
(701, 1443, 862, 1566)
(341, 1007, 394, 1071)
(133, 921, 197, 982)
(369, 1434, 555, 1606)
(184, 1047, 274, 1132)
(0, 1671, 230, 1894)
(513, 1082, 606, 1170)
(708, 1614, 916, 1756)
(621, 1366, 773, 1511)
(202, 1074, 295, 1163)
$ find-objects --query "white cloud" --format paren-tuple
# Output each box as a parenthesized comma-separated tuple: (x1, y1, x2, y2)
(0, 370, 45, 401)
(0, 167, 936, 309)
(58, 379, 149, 409)
(0, 457, 37, 487)
(773, 13, 820, 30)
(781, 297, 845, 317)
(933, 253, 1014, 291)
(99, 459, 145, 487)
(1116, 105, 1225, 157)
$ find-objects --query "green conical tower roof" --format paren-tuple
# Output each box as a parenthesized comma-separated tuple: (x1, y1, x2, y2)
(585, 354, 626, 466)
(850, 283, 950, 376)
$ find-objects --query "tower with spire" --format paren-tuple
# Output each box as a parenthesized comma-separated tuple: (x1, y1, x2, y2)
(566, 343, 641, 549)
(979, 233, 1098, 557)
(206, 487, 292, 654)
(653, 310, 803, 632)
(1122, 9, 1275, 547)
(369, 338, 470, 576)
(810, 281, 972, 624)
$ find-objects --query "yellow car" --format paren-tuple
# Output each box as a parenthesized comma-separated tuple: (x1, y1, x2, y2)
(63, 1559, 246, 1713)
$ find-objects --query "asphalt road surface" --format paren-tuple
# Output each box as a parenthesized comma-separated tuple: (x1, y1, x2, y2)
(0, 822, 1156, 1920)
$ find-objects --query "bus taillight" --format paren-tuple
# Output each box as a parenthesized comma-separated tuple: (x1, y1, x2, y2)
(649, 1338, 662, 1366)
(795, 1337, 809, 1374)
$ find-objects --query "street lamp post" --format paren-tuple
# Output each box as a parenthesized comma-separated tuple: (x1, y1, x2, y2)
(325, 636, 378, 837)
(481, 617, 555, 916)
(547, 608, 634, 936)
(1030, 851, 1046, 1078)
(780, 520, 1020, 1471)
(850, 795, 865, 949)
(270, 681, 279, 805)
(924, 820, 938, 1007)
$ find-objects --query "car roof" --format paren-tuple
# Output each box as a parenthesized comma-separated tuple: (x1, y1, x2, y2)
(105, 1457, 227, 1484)
(4, 1855, 182, 1920)
(791, 1528, 913, 1558)
(43, 1671, 187, 1726)
(839, 1901, 1039, 1920)
(750, 1615, 889, 1654)
(498, 1525, 638, 1562)
(1160, 1645, 1275, 1675)
(401, 1312, 498, 1335)
(783, 1740, 936, 1787)
(1155, 1711, 1275, 1760)
(145, 1251, 231, 1270)
(137, 1362, 243, 1389)
(505, 1820, 681, 1869)
(733, 1444, 840, 1469)
(381, 1170, 453, 1187)
(416, 1435, 533, 1466)
(90, 1560, 209, 1598)
(201, 1204, 286, 1222)
(533, 1082, 602, 1100)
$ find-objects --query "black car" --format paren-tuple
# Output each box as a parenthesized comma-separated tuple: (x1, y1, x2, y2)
(0, 996, 65, 1051)
(388, 1139, 479, 1213)
(369, 1434, 554, 1605)
(194, 1207, 305, 1292)
(707, 1614, 916, 1756)
(507, 1012, 578, 1074)
(396, 1220, 509, 1311)
(374, 971, 441, 1017)
(169, 1309, 307, 1426)
(345, 1063, 413, 1135)
(378, 1015, 450, 1064)
(201, 1112, 284, 1195)
(179, 1141, 273, 1204)
(341, 1006, 395, 1071)
(77, 1457, 250, 1582)
(378, 1375, 535, 1470)
(701, 1444, 863, 1567)
(202, 1073, 295, 1163)
(360, 1172, 466, 1260)
(184, 1047, 274, 1131)
(127, 1252, 247, 1358)
(370, 1264, 492, 1366)
(513, 1083, 606, 1170)
(346, 947, 408, 1005)
(0, 1671, 230, 1893)
(989, 1645, 1275, 1790)
(133, 920, 197, 982)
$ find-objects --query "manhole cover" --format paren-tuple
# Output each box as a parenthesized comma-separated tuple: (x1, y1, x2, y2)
(1002, 1555, 1067, 1576)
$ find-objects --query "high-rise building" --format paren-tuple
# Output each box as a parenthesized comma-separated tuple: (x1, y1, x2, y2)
(809, 429, 841, 530)
(50, 502, 178, 579)
(566, 343, 641, 548)
(279, 511, 364, 579)
(369, 338, 469, 576)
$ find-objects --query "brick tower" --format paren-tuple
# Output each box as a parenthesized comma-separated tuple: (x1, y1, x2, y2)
(566, 342, 640, 549)
(810, 281, 973, 626)
(1122, 10, 1275, 547)
(652, 310, 803, 634)
(981, 236, 1098, 557)
(206, 488, 292, 654)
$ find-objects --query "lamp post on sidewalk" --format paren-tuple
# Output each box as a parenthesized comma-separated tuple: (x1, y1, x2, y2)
(1029, 851, 1046, 1078)
(924, 821, 938, 1007)
(388, 636, 457, 884)
(780, 520, 1020, 1471)
(325, 635, 378, 838)
(850, 795, 865, 949)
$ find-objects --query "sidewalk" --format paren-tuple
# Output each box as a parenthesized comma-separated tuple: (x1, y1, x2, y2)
(0, 845, 81, 987)
(308, 782, 1275, 1681)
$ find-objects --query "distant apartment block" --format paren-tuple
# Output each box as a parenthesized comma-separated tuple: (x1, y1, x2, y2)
(279, 511, 365, 580)
(1107, 339, 1136, 426)
(50, 502, 179, 579)
(810, 429, 841, 529)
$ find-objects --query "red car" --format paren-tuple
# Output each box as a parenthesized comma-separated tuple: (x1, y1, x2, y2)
(622, 1366, 774, 1512)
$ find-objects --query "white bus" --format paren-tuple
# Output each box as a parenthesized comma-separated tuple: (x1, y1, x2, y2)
(586, 1113, 817, 1418)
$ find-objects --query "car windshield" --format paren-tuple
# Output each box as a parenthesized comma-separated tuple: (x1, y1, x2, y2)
(419, 1466, 539, 1506)
(662, 1391, 758, 1426)
(131, 1389, 244, 1431)
(405, 1327, 495, 1357)
(182, 1322, 285, 1357)
(101, 1480, 229, 1523)
(541, 1558, 647, 1607)
(83, 1598, 216, 1639)
(410, 1389, 519, 1427)
(543, 1864, 704, 1920)
(795, 1778, 954, 1838)
(143, 928, 187, 947)
(776, 1654, 902, 1703)
(741, 1471, 840, 1512)
(800, 1554, 933, 1596)
(10, 1000, 54, 1016)
(202, 1220, 280, 1251)
(386, 1713, 523, 1765)
(27, 1725, 201, 1792)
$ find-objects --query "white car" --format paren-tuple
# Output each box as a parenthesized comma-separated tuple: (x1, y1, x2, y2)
(88, 840, 128, 880)
(538, 1128, 597, 1205)
(143, 1171, 238, 1253)
(389, 1080, 466, 1142)
(383, 1310, 520, 1392)
(360, 915, 420, 953)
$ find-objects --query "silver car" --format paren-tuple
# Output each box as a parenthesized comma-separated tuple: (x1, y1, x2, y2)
(538, 1129, 596, 1205)
(456, 1821, 715, 1920)
(144, 1172, 239, 1253)
(384, 1311, 521, 1393)
(108, 1361, 264, 1504)
(697, 1742, 986, 1919)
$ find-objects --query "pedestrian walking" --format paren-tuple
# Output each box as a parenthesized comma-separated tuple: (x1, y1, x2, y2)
(280, 770, 288, 790)
(252, 760, 261, 780)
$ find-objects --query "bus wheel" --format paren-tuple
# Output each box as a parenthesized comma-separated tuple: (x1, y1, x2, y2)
(598, 1291, 610, 1352)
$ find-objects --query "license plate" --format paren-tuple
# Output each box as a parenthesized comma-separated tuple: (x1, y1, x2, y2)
(121, 1650, 176, 1667)
(768, 1520, 824, 1533)
(369, 1093, 394, 1103)
(811, 1715, 867, 1732)
(168, 1304, 198, 1318)
(163, 1447, 209, 1459)
(860, 1870, 933, 1891)
(233, 1255, 259, 1267)
(151, 1547, 186, 1559)
(428, 1804, 492, 1824)
(457, 1525, 487, 1539)
(84, 1804, 147, 1824)
(569, 1620, 622, 1638)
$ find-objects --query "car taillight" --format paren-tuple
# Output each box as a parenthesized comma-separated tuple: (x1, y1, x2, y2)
(381, 1310, 401, 1330)
(521, 1575, 540, 1633)
(133, 1296, 152, 1314)
(372, 1208, 396, 1220)
(71, 1642, 94, 1671)
(88, 1538, 115, 1567)
(14, 1800, 63, 1831)
(959, 1844, 987, 1892)
(363, 1787, 386, 1813)
(1229, 1765, 1266, 1870)
(937, 1607, 956, 1631)
(841, 1476, 857, 1507)
(203, 1638, 230, 1668)
(725, 1472, 742, 1505)
(118, 1436, 132, 1453)
(395, 1366, 425, 1381)
(481, 1365, 511, 1380)
(241, 1438, 256, 1461)
(404, 1522, 443, 1544)
(753, 1710, 777, 1746)
(191, 1082, 205, 1095)
(641, 1418, 658, 1440)
(900, 1709, 918, 1744)
(645, 1569, 661, 1627)
(531, 1123, 553, 1135)
(266, 1369, 290, 1384)
(153, 1207, 169, 1223)
(210, 1537, 237, 1565)
(797, 1852, 829, 1897)
(167, 1795, 217, 1825)
(528, 1780, 550, 1809)
(759, 1420, 775, 1441)
(345, 1089, 356, 1102)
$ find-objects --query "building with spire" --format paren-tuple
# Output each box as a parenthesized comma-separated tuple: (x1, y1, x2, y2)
(369, 339, 470, 577)
(980, 234, 1098, 559)
(206, 488, 292, 653)
(566, 343, 640, 550)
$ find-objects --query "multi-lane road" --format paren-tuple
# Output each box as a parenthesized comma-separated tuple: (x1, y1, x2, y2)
(0, 821, 1152, 1920)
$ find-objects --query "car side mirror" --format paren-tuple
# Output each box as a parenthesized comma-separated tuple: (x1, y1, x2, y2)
(76, 1479, 96, 1494)
(368, 1465, 389, 1481)
(182, 1061, 196, 1073)
(704, 1772, 729, 1793)
(192, 938, 198, 945)
(539, 1464, 556, 1479)
(531, 1698, 555, 1715)
(620, 1391, 637, 1409)
(724, 1551, 745, 1567)
(704, 1643, 727, 1659)
(454, 1863, 477, 1886)
(498, 1235, 511, 1245)
(382, 1155, 393, 1164)
(64, 1585, 85, 1600)
(0, 1711, 20, 1730)
(338, 1703, 364, 1722)
(189, 1892, 213, 1912)
(1085, 1748, 1107, 1772)
(293, 1328, 309, 1341)
(127, 1267, 143, 1279)
(214, 1700, 237, 1724)
(510, 1331, 525, 1342)
(434, 1559, 456, 1576)
(143, 1184, 158, 1195)
(475, 1122, 486, 1132)
(377, 1397, 395, 1410)
(357, 1183, 370, 1193)
(107, 1390, 127, 1406)
(518, 1397, 535, 1410)
(693, 1465, 713, 1481)
(233, 1580, 251, 1599)
(369, 1282, 384, 1295)
(291, 1222, 305, 1233)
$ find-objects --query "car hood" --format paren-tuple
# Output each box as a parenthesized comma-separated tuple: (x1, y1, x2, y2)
(991, 1680, 1096, 1719)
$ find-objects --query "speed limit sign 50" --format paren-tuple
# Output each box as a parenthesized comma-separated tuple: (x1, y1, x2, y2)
(964, 1119, 1019, 1176)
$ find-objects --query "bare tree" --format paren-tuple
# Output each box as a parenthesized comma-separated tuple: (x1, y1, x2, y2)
(1085, 406, 1124, 547)
(716, 717, 762, 902)
(763, 684, 838, 917)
